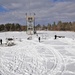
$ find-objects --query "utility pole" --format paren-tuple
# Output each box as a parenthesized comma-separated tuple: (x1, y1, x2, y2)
(34, 13, 36, 34)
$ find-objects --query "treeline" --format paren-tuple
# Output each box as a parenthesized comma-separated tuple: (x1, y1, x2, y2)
(0, 21, 75, 31)
(36, 21, 75, 31)
(0, 23, 27, 31)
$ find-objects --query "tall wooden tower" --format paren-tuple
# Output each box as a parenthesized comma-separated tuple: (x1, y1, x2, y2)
(26, 13, 35, 35)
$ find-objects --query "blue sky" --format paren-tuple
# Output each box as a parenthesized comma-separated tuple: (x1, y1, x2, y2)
(0, 6, 7, 12)
(0, 0, 75, 25)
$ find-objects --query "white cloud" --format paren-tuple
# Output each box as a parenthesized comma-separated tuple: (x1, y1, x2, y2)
(3, 3, 22, 10)
(0, 0, 75, 25)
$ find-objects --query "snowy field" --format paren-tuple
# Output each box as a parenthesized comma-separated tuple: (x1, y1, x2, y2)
(0, 31, 75, 75)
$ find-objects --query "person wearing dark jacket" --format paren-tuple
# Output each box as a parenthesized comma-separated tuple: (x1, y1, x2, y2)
(38, 37, 40, 42)
(54, 35, 57, 39)
(0, 39, 2, 45)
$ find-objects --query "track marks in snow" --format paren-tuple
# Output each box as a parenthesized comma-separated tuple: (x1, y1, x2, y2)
(0, 31, 75, 75)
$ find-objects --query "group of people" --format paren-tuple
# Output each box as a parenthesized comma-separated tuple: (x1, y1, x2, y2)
(38, 35, 59, 42)
(38, 35, 60, 42)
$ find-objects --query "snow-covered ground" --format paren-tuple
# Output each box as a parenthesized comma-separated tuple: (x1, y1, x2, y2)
(0, 31, 75, 75)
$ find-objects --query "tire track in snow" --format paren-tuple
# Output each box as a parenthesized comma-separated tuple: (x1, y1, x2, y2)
(0, 40, 66, 75)
(30, 41, 57, 75)
(45, 45, 66, 75)
(32, 41, 66, 75)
